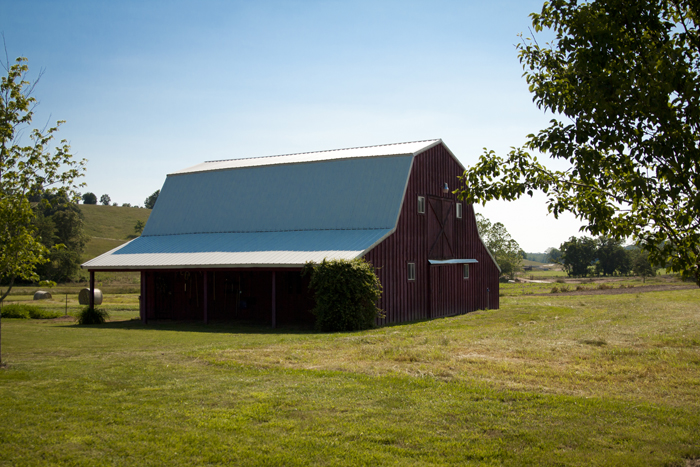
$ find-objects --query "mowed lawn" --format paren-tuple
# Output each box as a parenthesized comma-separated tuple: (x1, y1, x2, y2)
(1, 289, 699, 466)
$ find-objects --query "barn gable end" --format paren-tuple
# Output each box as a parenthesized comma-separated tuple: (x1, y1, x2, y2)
(364, 143, 500, 324)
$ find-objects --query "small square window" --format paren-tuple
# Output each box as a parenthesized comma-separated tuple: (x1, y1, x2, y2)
(408, 262, 416, 281)
(463, 264, 470, 279)
(418, 196, 425, 214)
(456, 203, 462, 219)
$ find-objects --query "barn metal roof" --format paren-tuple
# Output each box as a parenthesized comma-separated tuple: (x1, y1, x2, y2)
(143, 154, 414, 236)
(84, 139, 442, 270)
(82, 229, 391, 269)
(172, 139, 441, 175)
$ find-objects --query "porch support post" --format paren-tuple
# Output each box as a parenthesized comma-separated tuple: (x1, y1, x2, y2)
(140, 270, 147, 324)
(89, 270, 95, 310)
(203, 271, 208, 324)
(271, 271, 276, 329)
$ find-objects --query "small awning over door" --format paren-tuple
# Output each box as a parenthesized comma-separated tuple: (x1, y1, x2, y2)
(429, 259, 478, 265)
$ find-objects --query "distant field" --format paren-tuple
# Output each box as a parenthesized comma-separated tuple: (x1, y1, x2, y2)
(1, 288, 698, 466)
(501, 274, 685, 296)
(521, 258, 547, 267)
(79, 204, 151, 264)
(1, 292, 141, 317)
(518, 268, 670, 281)
(80, 204, 151, 241)
(71, 204, 152, 285)
(521, 269, 568, 279)
(83, 236, 125, 259)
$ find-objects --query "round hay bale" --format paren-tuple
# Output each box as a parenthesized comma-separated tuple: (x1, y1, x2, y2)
(78, 288, 103, 305)
(33, 290, 52, 300)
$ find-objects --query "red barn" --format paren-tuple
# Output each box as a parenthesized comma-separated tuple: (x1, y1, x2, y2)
(83, 140, 500, 326)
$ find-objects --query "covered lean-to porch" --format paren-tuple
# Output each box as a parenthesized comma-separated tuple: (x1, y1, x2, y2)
(85, 268, 314, 327)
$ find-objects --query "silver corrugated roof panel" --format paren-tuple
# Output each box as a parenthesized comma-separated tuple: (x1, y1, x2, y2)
(82, 229, 391, 269)
(143, 154, 414, 236)
(172, 139, 441, 175)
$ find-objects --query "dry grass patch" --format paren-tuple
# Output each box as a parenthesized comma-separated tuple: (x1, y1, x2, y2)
(201, 289, 700, 406)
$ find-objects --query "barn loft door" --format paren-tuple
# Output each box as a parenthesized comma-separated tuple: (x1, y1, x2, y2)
(427, 197, 455, 260)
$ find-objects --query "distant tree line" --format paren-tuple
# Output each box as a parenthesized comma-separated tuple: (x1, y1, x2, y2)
(13, 187, 161, 283)
(22, 188, 158, 282)
(556, 236, 656, 281)
(79, 189, 159, 209)
(522, 252, 550, 263)
(29, 192, 88, 283)
(526, 239, 656, 281)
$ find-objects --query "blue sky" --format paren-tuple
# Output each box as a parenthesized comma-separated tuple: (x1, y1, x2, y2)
(1, 0, 584, 252)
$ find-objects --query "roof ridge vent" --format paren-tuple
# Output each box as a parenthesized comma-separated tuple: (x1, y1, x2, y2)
(204, 139, 441, 164)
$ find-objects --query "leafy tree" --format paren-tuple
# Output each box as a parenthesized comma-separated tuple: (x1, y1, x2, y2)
(595, 236, 631, 276)
(545, 247, 562, 263)
(100, 194, 110, 205)
(302, 258, 383, 332)
(1, 55, 85, 364)
(0, 55, 85, 302)
(134, 220, 145, 235)
(559, 236, 597, 277)
(457, 0, 700, 286)
(0, 199, 48, 296)
(631, 248, 657, 282)
(122, 202, 131, 207)
(144, 189, 160, 209)
(476, 214, 523, 280)
(81, 192, 97, 204)
(34, 193, 88, 282)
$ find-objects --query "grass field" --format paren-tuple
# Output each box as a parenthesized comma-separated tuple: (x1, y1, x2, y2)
(521, 258, 549, 267)
(68, 204, 152, 284)
(1, 288, 699, 466)
(79, 204, 151, 242)
(500, 275, 685, 296)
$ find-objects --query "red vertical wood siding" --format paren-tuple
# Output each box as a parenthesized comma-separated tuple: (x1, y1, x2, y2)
(364, 143, 500, 325)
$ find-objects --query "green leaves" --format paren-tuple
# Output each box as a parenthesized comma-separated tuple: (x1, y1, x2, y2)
(475, 214, 523, 280)
(134, 220, 145, 235)
(144, 190, 160, 209)
(1, 56, 86, 301)
(457, 0, 700, 285)
(302, 258, 383, 332)
(0, 197, 49, 302)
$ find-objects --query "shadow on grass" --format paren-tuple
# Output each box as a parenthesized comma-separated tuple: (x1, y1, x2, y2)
(69, 318, 318, 335)
(67, 315, 437, 335)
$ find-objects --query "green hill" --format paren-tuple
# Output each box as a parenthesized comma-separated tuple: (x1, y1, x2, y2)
(79, 205, 151, 261)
